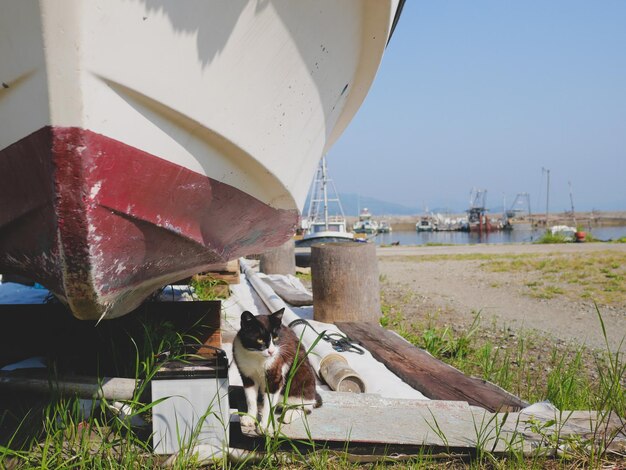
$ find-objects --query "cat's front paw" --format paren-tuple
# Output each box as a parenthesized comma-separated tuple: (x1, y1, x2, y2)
(280, 408, 303, 424)
(257, 416, 277, 434)
(239, 414, 256, 428)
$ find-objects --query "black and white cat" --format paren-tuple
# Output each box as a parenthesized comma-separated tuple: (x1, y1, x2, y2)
(233, 308, 322, 430)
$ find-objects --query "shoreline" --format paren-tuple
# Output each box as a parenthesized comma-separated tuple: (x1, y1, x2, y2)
(377, 240, 626, 257)
(349, 210, 626, 232)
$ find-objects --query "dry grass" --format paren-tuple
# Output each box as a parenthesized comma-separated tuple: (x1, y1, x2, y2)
(387, 251, 626, 306)
(482, 251, 626, 305)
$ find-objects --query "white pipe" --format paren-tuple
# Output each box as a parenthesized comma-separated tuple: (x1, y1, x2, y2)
(239, 258, 366, 392)
(0, 372, 138, 400)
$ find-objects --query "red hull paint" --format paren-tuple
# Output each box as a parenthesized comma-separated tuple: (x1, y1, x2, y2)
(0, 127, 298, 319)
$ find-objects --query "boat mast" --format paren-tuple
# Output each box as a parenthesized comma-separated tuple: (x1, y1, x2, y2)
(321, 156, 329, 231)
(305, 163, 321, 223)
(305, 156, 345, 231)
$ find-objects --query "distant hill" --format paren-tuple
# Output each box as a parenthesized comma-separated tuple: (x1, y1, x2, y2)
(302, 193, 420, 216)
(337, 193, 422, 216)
(302, 192, 625, 218)
(302, 192, 471, 216)
(337, 194, 473, 216)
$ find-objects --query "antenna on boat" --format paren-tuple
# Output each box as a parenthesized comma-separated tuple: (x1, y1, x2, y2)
(569, 180, 577, 226)
(507, 193, 532, 220)
(542, 167, 550, 223)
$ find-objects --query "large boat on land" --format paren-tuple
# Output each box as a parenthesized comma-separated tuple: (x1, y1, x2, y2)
(0, 0, 404, 320)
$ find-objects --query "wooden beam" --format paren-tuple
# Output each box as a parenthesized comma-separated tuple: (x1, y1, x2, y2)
(336, 322, 528, 412)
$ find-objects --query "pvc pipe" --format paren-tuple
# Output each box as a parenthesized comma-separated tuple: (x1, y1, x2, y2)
(0, 371, 138, 400)
(240, 258, 366, 393)
(319, 354, 366, 393)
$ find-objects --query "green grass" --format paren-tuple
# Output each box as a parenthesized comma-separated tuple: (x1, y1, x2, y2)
(296, 271, 312, 283)
(0, 311, 224, 469)
(377, 293, 626, 463)
(377, 270, 626, 467)
(392, 253, 509, 263)
(190, 276, 230, 300)
(534, 231, 573, 244)
(482, 252, 626, 305)
(388, 251, 626, 305)
(2, 281, 625, 469)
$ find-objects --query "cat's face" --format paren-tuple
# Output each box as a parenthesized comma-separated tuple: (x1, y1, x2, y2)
(239, 308, 284, 358)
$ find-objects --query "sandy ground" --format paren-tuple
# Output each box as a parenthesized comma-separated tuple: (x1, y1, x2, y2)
(376, 242, 626, 351)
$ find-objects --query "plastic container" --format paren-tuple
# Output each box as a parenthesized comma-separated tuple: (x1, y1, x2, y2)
(151, 350, 229, 455)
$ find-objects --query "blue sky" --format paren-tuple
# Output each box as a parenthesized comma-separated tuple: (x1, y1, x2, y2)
(326, 1, 626, 213)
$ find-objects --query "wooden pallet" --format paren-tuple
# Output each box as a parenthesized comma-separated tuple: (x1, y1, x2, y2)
(193, 259, 240, 285)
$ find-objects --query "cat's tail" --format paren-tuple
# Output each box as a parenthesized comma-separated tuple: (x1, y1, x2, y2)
(314, 391, 323, 408)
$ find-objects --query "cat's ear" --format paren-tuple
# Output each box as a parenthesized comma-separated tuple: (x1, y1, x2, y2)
(270, 307, 284, 326)
(240, 311, 256, 329)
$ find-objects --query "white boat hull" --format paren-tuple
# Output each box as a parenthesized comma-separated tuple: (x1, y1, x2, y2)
(0, 0, 401, 319)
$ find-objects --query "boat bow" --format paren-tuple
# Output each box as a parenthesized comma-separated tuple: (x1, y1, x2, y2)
(0, 0, 402, 319)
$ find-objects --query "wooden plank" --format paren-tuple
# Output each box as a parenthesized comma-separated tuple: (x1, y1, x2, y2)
(193, 272, 240, 285)
(196, 259, 240, 284)
(238, 390, 625, 454)
(0, 301, 222, 373)
(336, 322, 527, 412)
(189, 281, 231, 300)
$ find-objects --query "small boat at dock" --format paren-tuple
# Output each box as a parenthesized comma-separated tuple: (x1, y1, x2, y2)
(0, 1, 403, 319)
(416, 217, 434, 232)
(377, 221, 393, 233)
(353, 208, 379, 234)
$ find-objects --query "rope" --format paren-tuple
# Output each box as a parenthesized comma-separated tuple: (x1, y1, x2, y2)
(287, 319, 365, 355)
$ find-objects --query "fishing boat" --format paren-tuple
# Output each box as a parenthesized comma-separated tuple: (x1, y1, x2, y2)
(0, 0, 404, 320)
(353, 208, 379, 234)
(416, 217, 434, 232)
(296, 156, 355, 248)
(377, 221, 393, 233)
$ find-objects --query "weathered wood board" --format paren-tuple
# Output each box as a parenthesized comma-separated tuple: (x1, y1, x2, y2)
(194, 259, 241, 284)
(240, 390, 625, 454)
(337, 321, 527, 412)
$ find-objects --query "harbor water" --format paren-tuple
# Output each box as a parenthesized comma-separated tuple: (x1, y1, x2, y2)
(374, 224, 626, 246)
